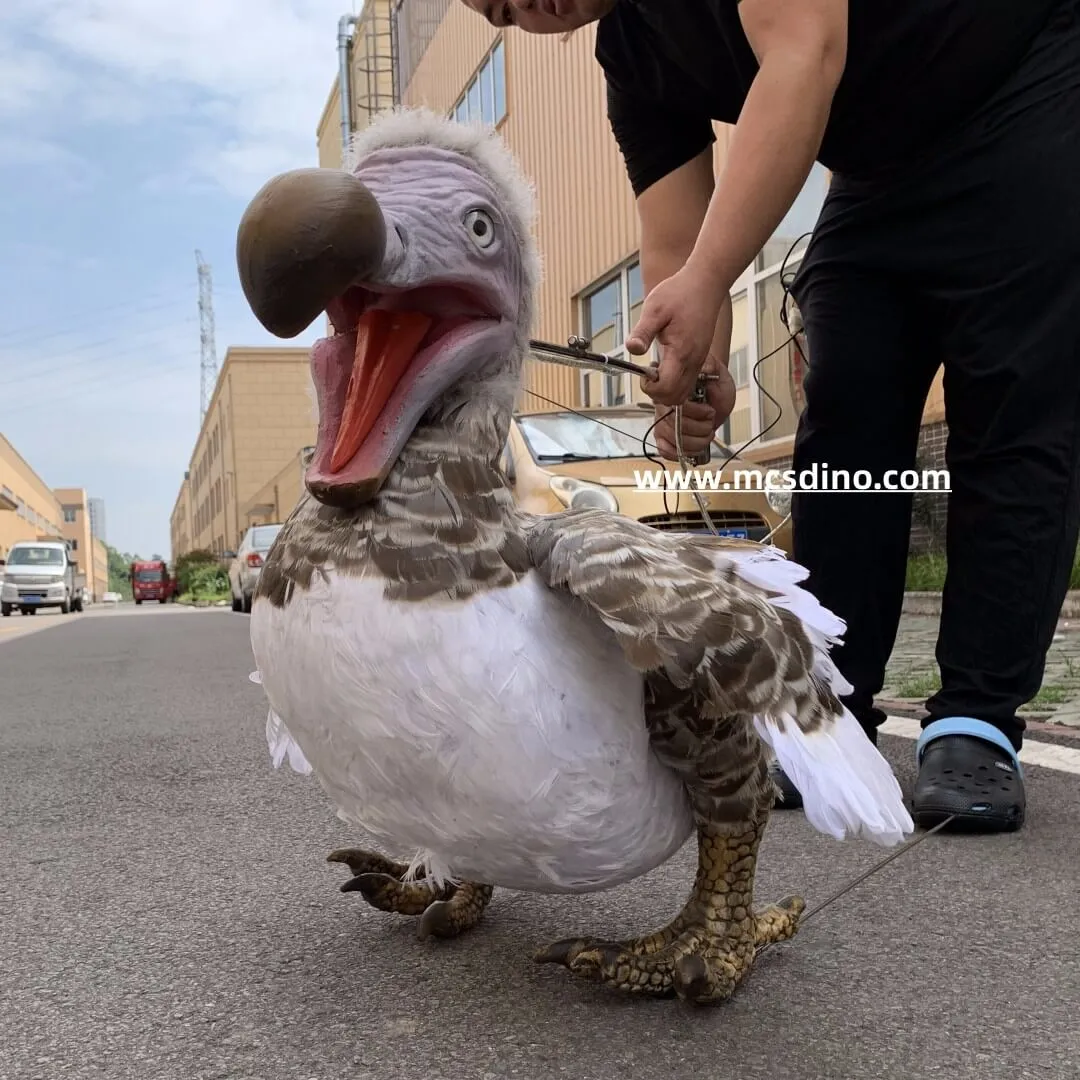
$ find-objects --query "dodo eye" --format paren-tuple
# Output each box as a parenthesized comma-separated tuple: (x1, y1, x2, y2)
(463, 208, 496, 250)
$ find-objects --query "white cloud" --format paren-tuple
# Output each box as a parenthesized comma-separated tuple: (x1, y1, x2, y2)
(0, 0, 347, 553)
(3, 0, 359, 195)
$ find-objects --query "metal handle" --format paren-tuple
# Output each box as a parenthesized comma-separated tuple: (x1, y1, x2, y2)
(683, 378, 711, 466)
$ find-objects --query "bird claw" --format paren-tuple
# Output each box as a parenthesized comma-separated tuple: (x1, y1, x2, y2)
(535, 895, 805, 1003)
(533, 937, 601, 967)
(327, 846, 493, 935)
(339, 870, 397, 896)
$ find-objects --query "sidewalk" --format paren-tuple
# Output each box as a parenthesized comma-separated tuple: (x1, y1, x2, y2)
(880, 611, 1080, 729)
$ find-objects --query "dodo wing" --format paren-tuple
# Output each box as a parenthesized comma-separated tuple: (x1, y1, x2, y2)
(521, 507, 848, 724)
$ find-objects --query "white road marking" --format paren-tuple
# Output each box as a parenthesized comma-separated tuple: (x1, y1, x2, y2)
(882, 715, 1080, 777)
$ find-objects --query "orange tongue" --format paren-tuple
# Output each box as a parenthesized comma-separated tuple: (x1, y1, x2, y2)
(329, 309, 434, 473)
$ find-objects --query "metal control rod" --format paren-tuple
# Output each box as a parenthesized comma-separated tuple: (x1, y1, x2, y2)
(529, 336, 718, 466)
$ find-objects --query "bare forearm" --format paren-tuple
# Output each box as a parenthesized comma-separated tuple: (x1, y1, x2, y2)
(642, 242, 732, 365)
(686, 51, 838, 292)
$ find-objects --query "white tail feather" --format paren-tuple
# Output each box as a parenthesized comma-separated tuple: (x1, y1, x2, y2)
(755, 707, 914, 846)
(722, 547, 911, 844)
(405, 849, 460, 890)
(265, 707, 313, 775)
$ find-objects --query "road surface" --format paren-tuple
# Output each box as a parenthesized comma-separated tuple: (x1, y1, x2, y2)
(3, 605, 1079, 1080)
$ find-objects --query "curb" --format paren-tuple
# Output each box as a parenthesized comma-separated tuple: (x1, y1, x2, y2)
(903, 589, 1080, 619)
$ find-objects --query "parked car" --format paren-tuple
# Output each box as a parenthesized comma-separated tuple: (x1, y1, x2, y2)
(503, 407, 793, 550)
(1, 539, 86, 616)
(102, 591, 122, 604)
(225, 524, 283, 613)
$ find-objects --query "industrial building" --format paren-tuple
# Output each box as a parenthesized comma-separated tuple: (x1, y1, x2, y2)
(0, 435, 109, 602)
(169, 347, 316, 560)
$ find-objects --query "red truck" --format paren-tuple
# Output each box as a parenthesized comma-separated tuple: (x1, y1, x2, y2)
(130, 560, 176, 604)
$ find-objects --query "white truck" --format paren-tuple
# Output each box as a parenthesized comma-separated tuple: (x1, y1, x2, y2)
(0, 539, 86, 617)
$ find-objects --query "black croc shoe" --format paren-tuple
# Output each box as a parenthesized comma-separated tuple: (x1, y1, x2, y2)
(912, 718, 1025, 833)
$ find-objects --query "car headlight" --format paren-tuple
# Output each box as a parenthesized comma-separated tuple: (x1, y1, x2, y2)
(766, 487, 793, 516)
(549, 476, 618, 512)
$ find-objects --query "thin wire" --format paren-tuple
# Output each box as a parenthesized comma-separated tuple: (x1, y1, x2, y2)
(525, 231, 810, 530)
(754, 813, 958, 959)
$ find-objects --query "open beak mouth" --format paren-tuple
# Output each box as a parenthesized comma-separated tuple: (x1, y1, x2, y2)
(306, 284, 502, 507)
(235, 166, 511, 510)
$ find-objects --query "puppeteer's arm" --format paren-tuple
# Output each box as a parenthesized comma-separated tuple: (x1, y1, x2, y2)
(685, 0, 847, 294)
(637, 149, 733, 372)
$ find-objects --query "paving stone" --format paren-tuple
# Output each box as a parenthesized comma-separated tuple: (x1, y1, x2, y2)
(880, 612, 1080, 726)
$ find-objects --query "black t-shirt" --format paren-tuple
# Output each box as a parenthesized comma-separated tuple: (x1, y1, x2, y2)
(596, 0, 1063, 195)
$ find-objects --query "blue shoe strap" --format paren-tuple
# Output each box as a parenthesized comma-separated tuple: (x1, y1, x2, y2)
(916, 717, 1023, 777)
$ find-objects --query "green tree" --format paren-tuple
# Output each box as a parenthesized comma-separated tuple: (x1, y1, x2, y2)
(105, 544, 135, 600)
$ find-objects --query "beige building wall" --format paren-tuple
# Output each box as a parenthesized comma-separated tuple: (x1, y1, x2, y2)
(170, 477, 193, 563)
(171, 346, 316, 560)
(54, 487, 104, 599)
(0, 434, 64, 562)
(92, 536, 109, 602)
(241, 446, 313, 529)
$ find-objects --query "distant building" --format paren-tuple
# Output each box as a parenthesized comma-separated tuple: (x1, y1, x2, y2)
(87, 497, 106, 544)
(0, 433, 64, 562)
(54, 488, 110, 602)
(170, 346, 317, 562)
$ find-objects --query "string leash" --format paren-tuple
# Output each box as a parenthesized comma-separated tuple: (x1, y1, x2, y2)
(754, 812, 957, 959)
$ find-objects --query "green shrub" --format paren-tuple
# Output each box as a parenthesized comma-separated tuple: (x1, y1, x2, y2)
(905, 553, 947, 591)
(175, 549, 219, 595)
(189, 563, 229, 599)
(906, 545, 1080, 592)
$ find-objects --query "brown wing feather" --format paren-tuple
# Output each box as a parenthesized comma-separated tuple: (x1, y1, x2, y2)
(521, 506, 849, 824)
(521, 508, 838, 725)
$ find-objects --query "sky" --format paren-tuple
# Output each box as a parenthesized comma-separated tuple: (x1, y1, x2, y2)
(0, 0, 362, 558)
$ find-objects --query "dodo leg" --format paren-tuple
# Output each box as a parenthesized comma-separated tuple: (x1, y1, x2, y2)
(327, 848, 493, 940)
(536, 710, 804, 1002)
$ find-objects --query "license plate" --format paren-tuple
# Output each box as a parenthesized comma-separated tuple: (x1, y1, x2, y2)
(22, 594, 42, 604)
(685, 528, 748, 539)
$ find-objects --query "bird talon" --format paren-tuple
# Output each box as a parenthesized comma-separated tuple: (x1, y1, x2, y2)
(533, 937, 597, 966)
(672, 954, 713, 1003)
(326, 847, 414, 879)
(340, 870, 392, 894)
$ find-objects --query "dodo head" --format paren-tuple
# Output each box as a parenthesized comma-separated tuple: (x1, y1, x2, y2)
(236, 108, 539, 509)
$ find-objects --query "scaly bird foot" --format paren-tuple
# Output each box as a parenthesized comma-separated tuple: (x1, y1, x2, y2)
(535, 822, 803, 1004)
(327, 847, 493, 939)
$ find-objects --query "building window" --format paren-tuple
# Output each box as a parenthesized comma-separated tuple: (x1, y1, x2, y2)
(574, 166, 829, 450)
(577, 260, 647, 408)
(742, 166, 828, 445)
(63, 507, 77, 523)
(452, 39, 507, 128)
(394, 0, 454, 101)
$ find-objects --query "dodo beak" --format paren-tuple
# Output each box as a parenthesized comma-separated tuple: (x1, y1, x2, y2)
(235, 168, 388, 339)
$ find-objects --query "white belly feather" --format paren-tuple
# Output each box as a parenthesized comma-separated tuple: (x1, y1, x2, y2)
(249, 569, 695, 894)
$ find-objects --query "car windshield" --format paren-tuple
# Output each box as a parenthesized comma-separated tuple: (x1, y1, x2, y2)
(135, 570, 162, 582)
(7, 546, 64, 566)
(251, 524, 282, 550)
(516, 412, 736, 463)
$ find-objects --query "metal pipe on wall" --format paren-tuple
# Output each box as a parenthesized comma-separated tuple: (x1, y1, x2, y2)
(338, 12, 358, 157)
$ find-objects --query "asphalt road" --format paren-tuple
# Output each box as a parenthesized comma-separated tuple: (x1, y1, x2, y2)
(3, 605, 1079, 1080)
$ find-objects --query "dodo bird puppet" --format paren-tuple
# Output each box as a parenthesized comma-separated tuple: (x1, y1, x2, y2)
(236, 107, 914, 1005)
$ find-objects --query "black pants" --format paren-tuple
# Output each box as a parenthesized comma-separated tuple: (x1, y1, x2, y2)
(789, 0, 1080, 753)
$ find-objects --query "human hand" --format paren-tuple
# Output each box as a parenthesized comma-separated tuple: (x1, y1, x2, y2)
(625, 263, 724, 405)
(647, 357, 735, 462)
